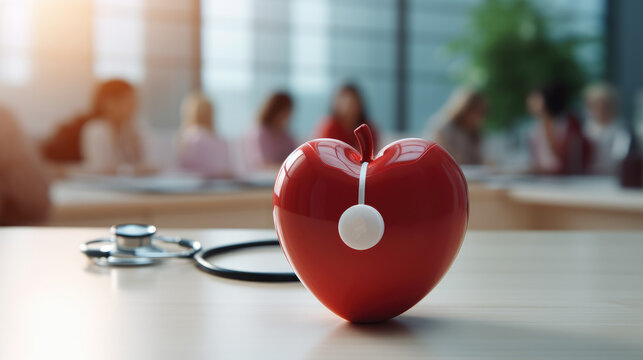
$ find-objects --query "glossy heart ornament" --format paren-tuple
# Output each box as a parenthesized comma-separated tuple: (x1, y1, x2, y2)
(273, 125, 468, 323)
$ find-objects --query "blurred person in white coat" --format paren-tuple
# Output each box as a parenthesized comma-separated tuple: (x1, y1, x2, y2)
(80, 79, 156, 175)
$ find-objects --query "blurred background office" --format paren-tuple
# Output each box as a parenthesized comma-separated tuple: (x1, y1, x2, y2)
(0, 0, 642, 229)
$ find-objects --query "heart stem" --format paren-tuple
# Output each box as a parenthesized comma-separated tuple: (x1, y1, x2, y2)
(354, 124, 374, 163)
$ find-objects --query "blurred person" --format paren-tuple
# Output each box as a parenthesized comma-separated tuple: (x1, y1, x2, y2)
(314, 83, 379, 150)
(584, 83, 629, 174)
(43, 79, 153, 175)
(527, 82, 593, 175)
(430, 88, 486, 165)
(79, 79, 154, 175)
(177, 92, 232, 177)
(0, 106, 50, 225)
(244, 91, 297, 170)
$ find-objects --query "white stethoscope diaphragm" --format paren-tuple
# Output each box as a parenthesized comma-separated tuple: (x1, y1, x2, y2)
(338, 162, 385, 250)
(338, 203, 384, 250)
(80, 224, 202, 266)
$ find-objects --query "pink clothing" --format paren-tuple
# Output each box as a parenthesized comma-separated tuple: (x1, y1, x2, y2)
(244, 124, 297, 170)
(178, 126, 231, 177)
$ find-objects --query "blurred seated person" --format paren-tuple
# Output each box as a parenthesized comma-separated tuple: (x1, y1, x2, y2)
(177, 92, 232, 177)
(314, 83, 379, 150)
(44, 79, 154, 175)
(431, 88, 486, 165)
(80, 80, 155, 175)
(244, 91, 297, 170)
(584, 83, 629, 174)
(527, 82, 593, 175)
(0, 106, 50, 225)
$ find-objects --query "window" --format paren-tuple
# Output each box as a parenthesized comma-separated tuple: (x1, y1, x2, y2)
(202, 0, 254, 91)
(92, 0, 196, 129)
(93, 0, 145, 82)
(201, 0, 607, 138)
(201, 0, 255, 137)
(0, 0, 34, 85)
(0, 0, 606, 136)
(201, 0, 398, 138)
(290, 0, 330, 93)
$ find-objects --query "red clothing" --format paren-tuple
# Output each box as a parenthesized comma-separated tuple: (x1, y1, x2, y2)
(314, 117, 379, 150)
(41, 115, 90, 163)
(529, 114, 593, 175)
(559, 114, 593, 175)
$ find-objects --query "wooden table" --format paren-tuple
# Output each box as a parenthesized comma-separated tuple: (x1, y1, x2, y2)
(47, 182, 275, 228)
(468, 177, 643, 230)
(46, 176, 643, 230)
(1, 228, 642, 359)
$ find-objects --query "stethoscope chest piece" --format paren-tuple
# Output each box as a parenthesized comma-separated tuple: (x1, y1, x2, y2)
(80, 224, 201, 266)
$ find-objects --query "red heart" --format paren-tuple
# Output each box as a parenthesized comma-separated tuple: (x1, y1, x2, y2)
(273, 125, 468, 323)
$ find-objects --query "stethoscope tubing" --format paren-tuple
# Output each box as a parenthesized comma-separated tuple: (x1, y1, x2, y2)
(82, 228, 298, 282)
(193, 240, 299, 282)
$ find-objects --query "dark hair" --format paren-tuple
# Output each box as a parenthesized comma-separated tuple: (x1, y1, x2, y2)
(91, 79, 135, 117)
(331, 83, 369, 126)
(539, 82, 568, 117)
(258, 91, 293, 128)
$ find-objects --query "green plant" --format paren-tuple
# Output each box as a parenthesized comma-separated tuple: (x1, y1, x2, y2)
(449, 0, 589, 130)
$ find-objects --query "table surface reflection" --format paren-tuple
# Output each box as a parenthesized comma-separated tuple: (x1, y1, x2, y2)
(1, 228, 642, 359)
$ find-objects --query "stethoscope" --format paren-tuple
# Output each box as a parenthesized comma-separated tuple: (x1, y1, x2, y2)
(80, 223, 299, 282)
(80, 161, 383, 283)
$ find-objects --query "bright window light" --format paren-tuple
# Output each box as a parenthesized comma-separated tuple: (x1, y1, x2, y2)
(1, 0, 34, 85)
(201, 0, 253, 91)
(92, 0, 145, 82)
(290, 0, 329, 93)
